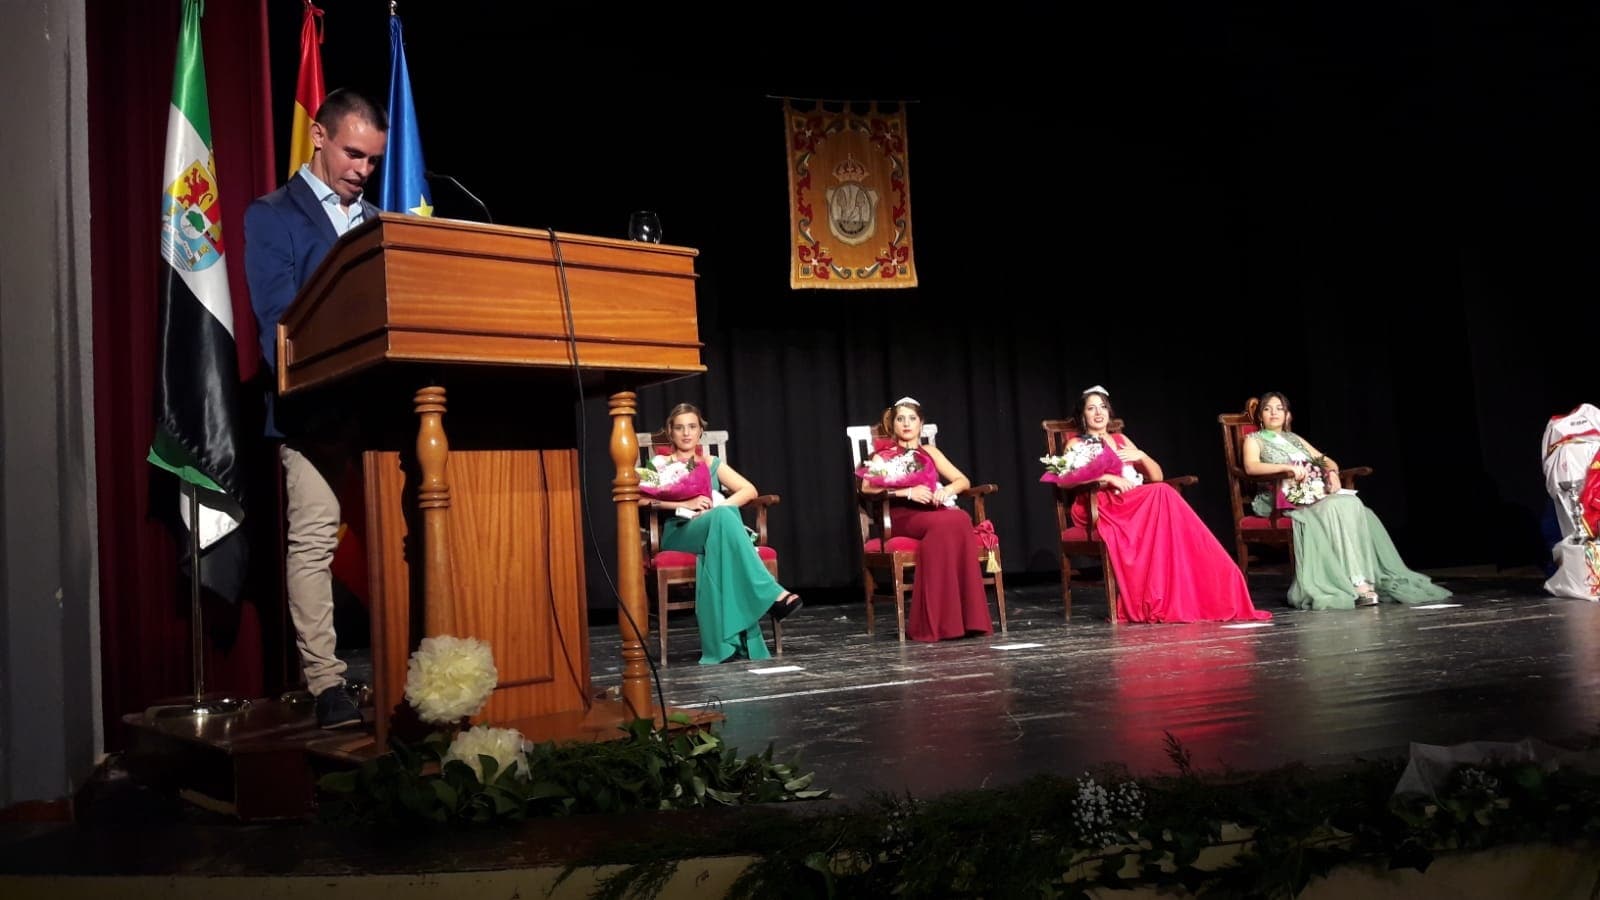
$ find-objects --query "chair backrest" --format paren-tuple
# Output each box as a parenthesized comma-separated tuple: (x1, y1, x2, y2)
(846, 423, 938, 469)
(846, 423, 939, 545)
(1041, 419, 1078, 455)
(1217, 406, 1258, 524)
(636, 429, 731, 468)
(634, 429, 733, 557)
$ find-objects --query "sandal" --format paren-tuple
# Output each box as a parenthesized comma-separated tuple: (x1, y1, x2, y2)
(770, 592, 803, 621)
(1353, 580, 1380, 607)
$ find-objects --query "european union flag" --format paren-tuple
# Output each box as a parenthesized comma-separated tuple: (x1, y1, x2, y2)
(377, 14, 432, 216)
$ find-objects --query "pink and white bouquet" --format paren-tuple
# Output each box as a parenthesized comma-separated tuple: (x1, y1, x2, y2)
(856, 443, 937, 491)
(637, 453, 712, 502)
(856, 442, 955, 505)
(1039, 437, 1124, 488)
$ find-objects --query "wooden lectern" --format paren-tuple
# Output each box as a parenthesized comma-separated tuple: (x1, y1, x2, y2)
(277, 213, 703, 746)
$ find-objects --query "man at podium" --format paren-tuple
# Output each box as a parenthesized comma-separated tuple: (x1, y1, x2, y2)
(243, 88, 387, 729)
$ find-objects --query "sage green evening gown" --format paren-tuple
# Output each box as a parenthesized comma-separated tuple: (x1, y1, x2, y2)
(1249, 430, 1450, 610)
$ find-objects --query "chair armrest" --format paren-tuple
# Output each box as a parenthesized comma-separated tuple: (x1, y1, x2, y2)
(644, 504, 664, 555)
(857, 490, 894, 543)
(1051, 481, 1104, 514)
(1339, 465, 1373, 490)
(1229, 466, 1278, 490)
(1048, 480, 1098, 532)
(1165, 475, 1198, 490)
(961, 483, 999, 523)
(747, 494, 780, 546)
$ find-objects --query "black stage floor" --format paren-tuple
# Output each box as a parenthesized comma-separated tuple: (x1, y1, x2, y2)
(3, 571, 1598, 888)
(592, 572, 1600, 801)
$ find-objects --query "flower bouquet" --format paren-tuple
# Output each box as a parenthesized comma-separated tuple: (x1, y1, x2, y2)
(1040, 437, 1124, 489)
(637, 453, 713, 503)
(320, 635, 827, 827)
(856, 443, 953, 506)
(404, 634, 499, 726)
(1279, 464, 1328, 507)
(444, 724, 529, 783)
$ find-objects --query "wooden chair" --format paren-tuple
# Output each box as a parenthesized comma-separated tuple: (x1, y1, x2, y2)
(1041, 420, 1199, 620)
(1217, 405, 1372, 574)
(846, 424, 1007, 641)
(635, 429, 783, 665)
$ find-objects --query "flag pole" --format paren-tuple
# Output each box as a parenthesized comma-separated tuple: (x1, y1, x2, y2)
(188, 482, 206, 703)
(147, 484, 250, 720)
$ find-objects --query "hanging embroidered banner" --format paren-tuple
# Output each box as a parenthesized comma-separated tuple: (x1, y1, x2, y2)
(784, 100, 917, 288)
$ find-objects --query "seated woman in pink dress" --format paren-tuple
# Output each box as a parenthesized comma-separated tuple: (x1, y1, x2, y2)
(857, 398, 994, 642)
(1043, 386, 1270, 624)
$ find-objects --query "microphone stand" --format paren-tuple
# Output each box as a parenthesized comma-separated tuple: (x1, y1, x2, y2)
(424, 170, 493, 224)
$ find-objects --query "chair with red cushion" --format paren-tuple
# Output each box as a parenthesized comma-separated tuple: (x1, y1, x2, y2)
(846, 423, 1006, 641)
(1041, 420, 1199, 620)
(1217, 404, 1372, 574)
(635, 429, 783, 665)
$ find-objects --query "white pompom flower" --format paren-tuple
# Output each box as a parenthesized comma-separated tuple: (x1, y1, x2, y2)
(444, 725, 528, 783)
(404, 635, 499, 725)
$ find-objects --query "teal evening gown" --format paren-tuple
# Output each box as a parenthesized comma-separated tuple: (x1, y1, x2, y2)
(658, 458, 780, 663)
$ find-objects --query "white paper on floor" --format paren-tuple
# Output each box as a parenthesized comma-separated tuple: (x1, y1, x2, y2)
(1410, 603, 1462, 609)
(749, 665, 804, 674)
(1222, 622, 1275, 629)
(991, 642, 1045, 650)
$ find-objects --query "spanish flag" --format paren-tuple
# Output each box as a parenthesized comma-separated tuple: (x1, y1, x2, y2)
(286, 1, 324, 179)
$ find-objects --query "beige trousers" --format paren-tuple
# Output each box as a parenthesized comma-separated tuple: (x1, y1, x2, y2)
(280, 443, 347, 695)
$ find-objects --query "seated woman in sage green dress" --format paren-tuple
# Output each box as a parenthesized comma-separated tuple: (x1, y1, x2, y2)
(1242, 392, 1450, 610)
(642, 403, 802, 664)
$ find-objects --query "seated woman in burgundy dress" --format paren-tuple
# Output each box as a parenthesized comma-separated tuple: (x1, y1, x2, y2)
(1043, 386, 1270, 624)
(857, 397, 994, 642)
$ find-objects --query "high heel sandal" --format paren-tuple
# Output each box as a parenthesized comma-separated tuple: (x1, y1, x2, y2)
(1356, 576, 1382, 605)
(770, 592, 803, 621)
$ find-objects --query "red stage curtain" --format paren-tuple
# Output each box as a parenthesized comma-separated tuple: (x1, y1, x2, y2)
(87, 0, 282, 744)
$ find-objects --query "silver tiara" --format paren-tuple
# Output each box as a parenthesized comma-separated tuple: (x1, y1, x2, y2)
(1082, 385, 1109, 397)
(893, 396, 921, 407)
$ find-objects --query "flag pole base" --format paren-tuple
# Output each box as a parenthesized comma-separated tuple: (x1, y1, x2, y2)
(145, 695, 251, 721)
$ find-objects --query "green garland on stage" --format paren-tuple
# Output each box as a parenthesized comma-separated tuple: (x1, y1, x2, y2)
(575, 731, 1600, 900)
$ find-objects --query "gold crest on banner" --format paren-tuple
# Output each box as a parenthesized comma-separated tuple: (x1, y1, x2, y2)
(784, 100, 916, 289)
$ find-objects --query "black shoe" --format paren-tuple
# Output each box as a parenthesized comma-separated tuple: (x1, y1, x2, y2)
(770, 592, 803, 622)
(315, 684, 363, 729)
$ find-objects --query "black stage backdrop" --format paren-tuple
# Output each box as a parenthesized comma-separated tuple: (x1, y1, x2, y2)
(268, 3, 1595, 603)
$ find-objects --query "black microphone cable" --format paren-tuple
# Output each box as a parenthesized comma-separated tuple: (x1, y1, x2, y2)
(545, 226, 670, 728)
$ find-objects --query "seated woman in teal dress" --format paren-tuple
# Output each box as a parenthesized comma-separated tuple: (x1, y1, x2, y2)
(643, 403, 802, 664)
(1242, 392, 1450, 609)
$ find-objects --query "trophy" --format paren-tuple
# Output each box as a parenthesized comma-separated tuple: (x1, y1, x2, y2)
(1556, 480, 1593, 543)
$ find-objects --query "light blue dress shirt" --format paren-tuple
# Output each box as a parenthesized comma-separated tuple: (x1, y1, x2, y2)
(297, 164, 365, 237)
